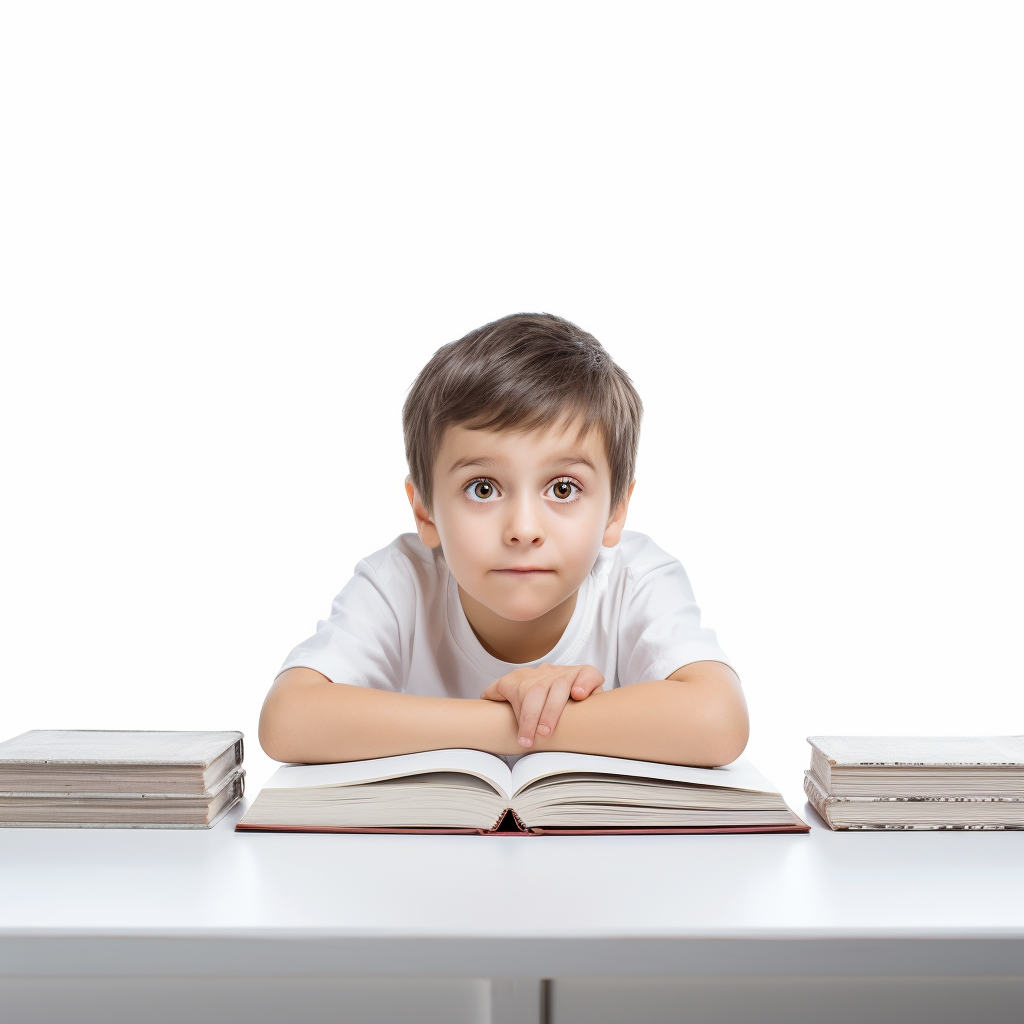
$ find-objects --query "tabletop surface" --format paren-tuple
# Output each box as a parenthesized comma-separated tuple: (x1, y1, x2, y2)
(3, 794, 1023, 978)
(2, 795, 1023, 938)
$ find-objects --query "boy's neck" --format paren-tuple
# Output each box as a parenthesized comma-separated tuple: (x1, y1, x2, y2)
(457, 585, 579, 664)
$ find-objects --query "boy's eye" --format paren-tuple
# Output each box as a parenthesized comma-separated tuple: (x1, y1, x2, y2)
(465, 479, 498, 502)
(547, 478, 581, 501)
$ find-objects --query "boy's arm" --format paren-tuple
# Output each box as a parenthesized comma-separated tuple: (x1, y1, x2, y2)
(259, 667, 525, 763)
(531, 660, 749, 767)
(259, 661, 747, 766)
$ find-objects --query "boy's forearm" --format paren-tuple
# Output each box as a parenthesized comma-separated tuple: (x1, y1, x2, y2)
(259, 667, 525, 763)
(527, 666, 750, 767)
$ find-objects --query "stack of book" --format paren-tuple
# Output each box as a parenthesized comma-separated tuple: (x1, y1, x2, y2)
(237, 747, 810, 835)
(0, 730, 244, 829)
(804, 735, 1024, 830)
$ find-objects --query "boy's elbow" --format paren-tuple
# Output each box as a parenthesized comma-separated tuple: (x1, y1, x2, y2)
(689, 703, 750, 768)
(258, 698, 292, 763)
(702, 720, 749, 767)
(258, 667, 337, 763)
(257, 676, 308, 763)
(663, 664, 748, 766)
(713, 702, 750, 765)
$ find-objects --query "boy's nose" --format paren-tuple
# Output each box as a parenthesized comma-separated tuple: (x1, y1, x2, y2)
(503, 497, 545, 546)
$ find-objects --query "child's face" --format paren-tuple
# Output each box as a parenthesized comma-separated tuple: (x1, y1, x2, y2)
(406, 416, 633, 623)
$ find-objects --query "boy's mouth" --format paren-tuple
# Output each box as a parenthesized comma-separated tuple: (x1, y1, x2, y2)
(493, 568, 554, 575)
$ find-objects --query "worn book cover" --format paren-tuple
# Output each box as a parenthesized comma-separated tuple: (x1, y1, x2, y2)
(0, 730, 244, 794)
(806, 735, 1024, 798)
(0, 768, 245, 829)
(803, 770, 1024, 830)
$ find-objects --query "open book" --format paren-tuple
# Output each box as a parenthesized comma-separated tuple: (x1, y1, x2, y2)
(235, 748, 809, 835)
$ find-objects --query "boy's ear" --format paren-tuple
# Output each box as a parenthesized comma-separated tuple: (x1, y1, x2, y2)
(602, 480, 635, 548)
(405, 478, 442, 548)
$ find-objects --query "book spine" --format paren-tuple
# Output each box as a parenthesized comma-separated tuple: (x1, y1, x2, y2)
(809, 748, 833, 791)
(489, 806, 527, 833)
(803, 772, 841, 830)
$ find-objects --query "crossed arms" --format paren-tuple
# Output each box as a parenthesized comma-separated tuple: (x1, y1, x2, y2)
(258, 660, 749, 768)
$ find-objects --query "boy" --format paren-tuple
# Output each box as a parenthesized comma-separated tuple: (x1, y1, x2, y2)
(259, 313, 748, 767)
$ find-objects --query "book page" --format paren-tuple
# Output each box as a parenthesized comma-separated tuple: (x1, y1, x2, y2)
(260, 748, 514, 799)
(510, 752, 781, 798)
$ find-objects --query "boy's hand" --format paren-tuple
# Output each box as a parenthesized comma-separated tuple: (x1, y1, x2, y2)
(480, 664, 605, 749)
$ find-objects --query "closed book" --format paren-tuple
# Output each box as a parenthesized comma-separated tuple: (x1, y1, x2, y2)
(236, 748, 809, 835)
(0, 767, 245, 828)
(803, 770, 1024, 830)
(806, 735, 1024, 797)
(0, 730, 244, 794)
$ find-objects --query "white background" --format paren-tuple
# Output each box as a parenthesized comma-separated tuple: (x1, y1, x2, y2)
(1, 2, 1020, 805)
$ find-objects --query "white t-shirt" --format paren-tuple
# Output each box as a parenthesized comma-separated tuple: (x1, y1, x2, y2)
(278, 530, 733, 700)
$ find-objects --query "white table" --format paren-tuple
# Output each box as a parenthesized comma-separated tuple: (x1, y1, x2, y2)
(1, 796, 1022, 1024)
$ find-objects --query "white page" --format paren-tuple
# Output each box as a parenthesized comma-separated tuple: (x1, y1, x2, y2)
(510, 752, 782, 799)
(260, 748, 514, 800)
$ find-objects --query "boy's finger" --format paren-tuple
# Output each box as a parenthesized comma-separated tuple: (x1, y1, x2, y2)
(535, 679, 574, 739)
(482, 675, 520, 708)
(516, 683, 550, 747)
(570, 665, 605, 700)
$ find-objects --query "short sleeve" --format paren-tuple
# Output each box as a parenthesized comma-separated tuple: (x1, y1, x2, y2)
(617, 557, 733, 686)
(276, 559, 404, 691)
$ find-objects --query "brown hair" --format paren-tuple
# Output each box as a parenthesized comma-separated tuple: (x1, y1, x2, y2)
(402, 312, 643, 515)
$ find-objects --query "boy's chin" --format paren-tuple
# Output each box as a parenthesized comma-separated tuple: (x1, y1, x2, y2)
(457, 577, 575, 623)
(494, 606, 550, 623)
(487, 594, 567, 623)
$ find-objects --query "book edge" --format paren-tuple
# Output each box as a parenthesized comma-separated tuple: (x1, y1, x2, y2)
(0, 730, 245, 769)
(805, 735, 1024, 768)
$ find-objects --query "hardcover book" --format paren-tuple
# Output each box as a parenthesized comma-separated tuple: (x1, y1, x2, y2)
(0, 730, 245, 793)
(236, 748, 809, 835)
(0, 770, 245, 828)
(803, 770, 1024, 830)
(806, 735, 1024, 797)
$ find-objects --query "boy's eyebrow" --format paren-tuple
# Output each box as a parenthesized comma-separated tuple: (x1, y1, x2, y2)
(448, 454, 598, 474)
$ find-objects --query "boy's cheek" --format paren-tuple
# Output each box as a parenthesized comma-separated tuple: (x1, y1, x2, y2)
(438, 514, 500, 575)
